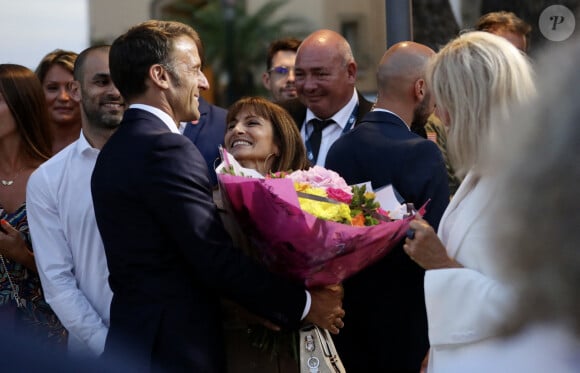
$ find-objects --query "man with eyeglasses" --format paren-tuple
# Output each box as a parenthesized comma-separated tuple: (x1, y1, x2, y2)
(261, 37, 301, 103)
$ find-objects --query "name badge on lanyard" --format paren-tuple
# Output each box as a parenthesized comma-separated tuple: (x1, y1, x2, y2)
(306, 104, 359, 163)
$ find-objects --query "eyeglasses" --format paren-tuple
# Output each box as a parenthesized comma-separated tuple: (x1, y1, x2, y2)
(268, 65, 295, 76)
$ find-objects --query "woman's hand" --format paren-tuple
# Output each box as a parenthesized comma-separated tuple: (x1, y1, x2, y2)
(0, 219, 36, 271)
(403, 217, 461, 270)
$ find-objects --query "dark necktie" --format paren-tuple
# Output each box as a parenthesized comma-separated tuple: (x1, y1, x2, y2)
(308, 118, 334, 163)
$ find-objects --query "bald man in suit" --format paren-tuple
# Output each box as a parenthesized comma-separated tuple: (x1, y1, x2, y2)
(326, 42, 450, 373)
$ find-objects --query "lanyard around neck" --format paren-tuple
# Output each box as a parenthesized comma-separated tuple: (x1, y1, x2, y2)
(305, 104, 359, 163)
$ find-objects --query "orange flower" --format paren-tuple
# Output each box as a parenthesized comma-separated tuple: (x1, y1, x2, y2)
(351, 213, 366, 226)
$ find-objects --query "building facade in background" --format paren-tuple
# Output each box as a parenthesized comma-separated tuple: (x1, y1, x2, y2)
(89, 0, 387, 99)
(90, 1, 573, 103)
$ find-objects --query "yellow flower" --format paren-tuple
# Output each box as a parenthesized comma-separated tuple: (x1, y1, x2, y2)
(364, 191, 375, 200)
(295, 183, 326, 197)
(295, 183, 352, 223)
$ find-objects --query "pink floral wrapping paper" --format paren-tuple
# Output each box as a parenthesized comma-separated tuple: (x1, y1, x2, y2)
(218, 173, 424, 287)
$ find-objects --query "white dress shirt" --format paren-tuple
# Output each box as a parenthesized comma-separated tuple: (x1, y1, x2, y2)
(301, 89, 359, 167)
(27, 131, 113, 356)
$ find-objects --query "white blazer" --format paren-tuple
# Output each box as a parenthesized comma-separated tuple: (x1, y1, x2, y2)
(424, 171, 514, 372)
(443, 324, 580, 373)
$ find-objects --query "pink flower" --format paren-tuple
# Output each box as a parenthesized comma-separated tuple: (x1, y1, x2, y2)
(288, 166, 352, 195)
(376, 207, 391, 219)
(327, 187, 353, 204)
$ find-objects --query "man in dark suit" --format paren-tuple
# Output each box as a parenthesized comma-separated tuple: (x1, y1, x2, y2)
(278, 29, 373, 167)
(326, 42, 450, 373)
(91, 20, 345, 372)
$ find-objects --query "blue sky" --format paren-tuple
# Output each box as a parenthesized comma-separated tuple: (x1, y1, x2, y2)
(0, 0, 89, 69)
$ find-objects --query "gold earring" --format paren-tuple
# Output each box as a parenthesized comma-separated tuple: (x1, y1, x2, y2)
(262, 153, 277, 174)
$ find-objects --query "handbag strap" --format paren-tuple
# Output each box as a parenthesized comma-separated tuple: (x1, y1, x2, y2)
(0, 254, 24, 308)
(300, 324, 346, 373)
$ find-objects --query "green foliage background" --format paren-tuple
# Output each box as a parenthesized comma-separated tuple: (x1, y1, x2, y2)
(163, 0, 309, 106)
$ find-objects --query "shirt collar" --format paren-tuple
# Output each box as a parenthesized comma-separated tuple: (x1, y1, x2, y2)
(371, 108, 410, 131)
(305, 88, 358, 128)
(75, 130, 100, 156)
(130, 104, 181, 134)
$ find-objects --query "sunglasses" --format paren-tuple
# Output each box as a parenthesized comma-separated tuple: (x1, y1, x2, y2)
(268, 66, 295, 76)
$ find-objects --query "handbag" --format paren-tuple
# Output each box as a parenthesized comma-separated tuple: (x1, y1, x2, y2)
(299, 324, 346, 373)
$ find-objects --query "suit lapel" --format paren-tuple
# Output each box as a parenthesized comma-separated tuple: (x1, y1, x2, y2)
(355, 91, 374, 125)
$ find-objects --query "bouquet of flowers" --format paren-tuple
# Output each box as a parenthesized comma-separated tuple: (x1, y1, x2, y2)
(216, 148, 424, 287)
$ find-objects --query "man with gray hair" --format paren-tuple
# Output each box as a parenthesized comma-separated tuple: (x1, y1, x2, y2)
(90, 20, 345, 371)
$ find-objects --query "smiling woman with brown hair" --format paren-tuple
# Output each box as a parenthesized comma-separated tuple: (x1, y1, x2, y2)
(225, 96, 309, 175)
(0, 63, 65, 346)
(221, 96, 311, 372)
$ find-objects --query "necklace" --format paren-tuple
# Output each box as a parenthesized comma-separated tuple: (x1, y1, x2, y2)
(0, 167, 24, 187)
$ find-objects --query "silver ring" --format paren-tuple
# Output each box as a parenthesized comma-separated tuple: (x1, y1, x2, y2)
(406, 228, 415, 240)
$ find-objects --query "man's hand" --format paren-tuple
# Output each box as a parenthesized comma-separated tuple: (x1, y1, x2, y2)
(305, 284, 345, 335)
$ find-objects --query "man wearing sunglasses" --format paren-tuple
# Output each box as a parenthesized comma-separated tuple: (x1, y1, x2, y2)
(262, 37, 301, 103)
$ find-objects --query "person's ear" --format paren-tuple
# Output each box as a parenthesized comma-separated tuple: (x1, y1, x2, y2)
(414, 79, 426, 101)
(346, 61, 357, 83)
(148, 64, 171, 90)
(68, 81, 81, 103)
(262, 71, 271, 91)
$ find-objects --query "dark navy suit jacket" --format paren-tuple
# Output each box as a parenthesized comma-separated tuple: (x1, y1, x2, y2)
(326, 110, 450, 373)
(91, 108, 306, 372)
(183, 97, 227, 187)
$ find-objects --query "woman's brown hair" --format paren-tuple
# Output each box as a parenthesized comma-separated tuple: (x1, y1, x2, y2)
(226, 96, 309, 172)
(34, 49, 77, 84)
(0, 64, 52, 163)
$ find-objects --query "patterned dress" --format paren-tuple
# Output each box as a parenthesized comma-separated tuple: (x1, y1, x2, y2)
(0, 203, 66, 346)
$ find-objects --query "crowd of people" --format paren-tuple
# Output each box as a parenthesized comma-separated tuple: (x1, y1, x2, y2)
(0, 8, 578, 373)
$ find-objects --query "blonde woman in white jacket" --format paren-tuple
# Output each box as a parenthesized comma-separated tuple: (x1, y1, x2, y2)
(403, 31, 536, 372)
